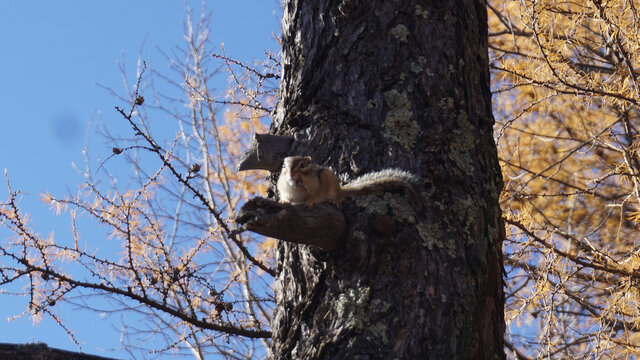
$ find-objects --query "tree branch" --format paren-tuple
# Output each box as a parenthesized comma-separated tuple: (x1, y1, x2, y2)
(235, 197, 344, 251)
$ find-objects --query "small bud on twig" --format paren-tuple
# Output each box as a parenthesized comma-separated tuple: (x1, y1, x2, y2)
(215, 302, 225, 313)
(135, 95, 145, 105)
(112, 147, 123, 155)
(190, 163, 201, 173)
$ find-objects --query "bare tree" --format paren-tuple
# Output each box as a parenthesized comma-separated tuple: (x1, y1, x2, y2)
(1, 6, 277, 359)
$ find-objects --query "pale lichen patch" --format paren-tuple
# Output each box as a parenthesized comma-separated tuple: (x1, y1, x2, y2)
(352, 230, 366, 241)
(415, 5, 429, 19)
(410, 56, 427, 74)
(383, 89, 420, 150)
(449, 110, 475, 173)
(335, 286, 370, 331)
(452, 195, 479, 244)
(391, 24, 409, 43)
(418, 221, 457, 258)
(417, 222, 440, 250)
(355, 192, 416, 224)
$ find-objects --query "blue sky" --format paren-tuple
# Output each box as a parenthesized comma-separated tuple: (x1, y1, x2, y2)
(0, 1, 280, 358)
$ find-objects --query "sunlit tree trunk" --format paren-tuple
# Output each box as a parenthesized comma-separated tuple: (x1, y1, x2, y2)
(269, 0, 504, 358)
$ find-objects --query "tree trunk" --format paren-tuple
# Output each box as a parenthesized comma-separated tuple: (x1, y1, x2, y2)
(270, 0, 504, 359)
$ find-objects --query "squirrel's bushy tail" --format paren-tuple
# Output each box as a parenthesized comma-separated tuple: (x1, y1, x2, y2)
(341, 169, 420, 207)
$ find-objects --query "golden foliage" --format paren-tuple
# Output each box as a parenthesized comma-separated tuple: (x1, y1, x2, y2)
(491, 0, 640, 358)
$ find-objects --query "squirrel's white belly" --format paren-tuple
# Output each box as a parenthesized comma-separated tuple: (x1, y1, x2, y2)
(277, 173, 308, 205)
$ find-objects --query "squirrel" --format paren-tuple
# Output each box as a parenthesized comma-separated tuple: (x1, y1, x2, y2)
(277, 156, 419, 208)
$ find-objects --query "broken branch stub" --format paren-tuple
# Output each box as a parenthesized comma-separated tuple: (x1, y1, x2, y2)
(236, 134, 293, 172)
(235, 197, 344, 251)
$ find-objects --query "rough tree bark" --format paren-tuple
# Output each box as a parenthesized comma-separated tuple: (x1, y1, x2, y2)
(269, 0, 504, 359)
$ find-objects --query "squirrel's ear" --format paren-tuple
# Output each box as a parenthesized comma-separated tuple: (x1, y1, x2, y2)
(303, 156, 312, 162)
